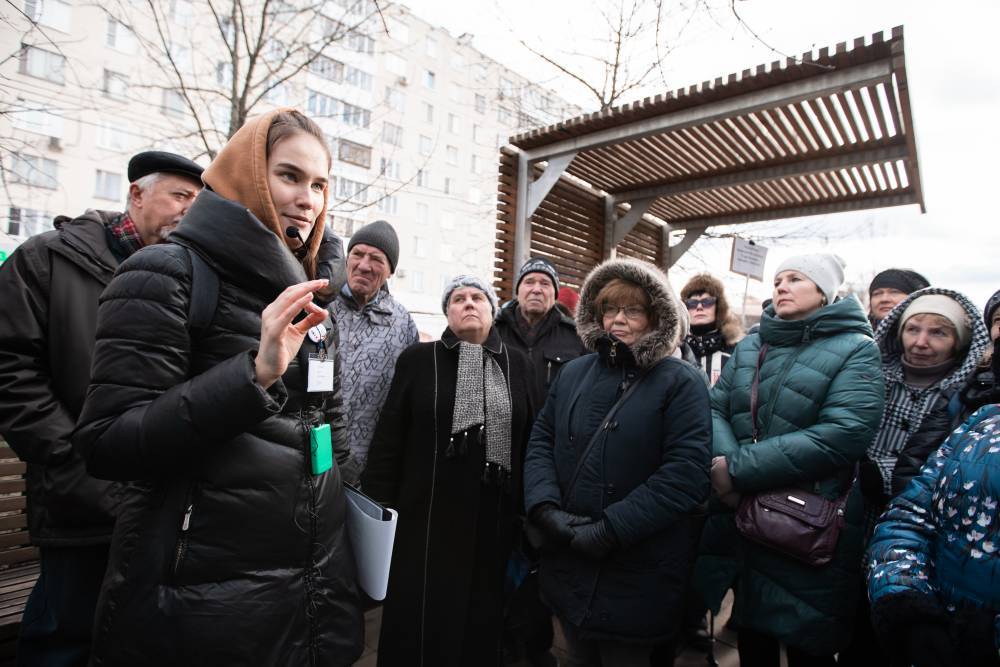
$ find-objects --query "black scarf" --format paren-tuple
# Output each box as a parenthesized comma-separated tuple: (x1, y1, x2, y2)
(686, 328, 725, 361)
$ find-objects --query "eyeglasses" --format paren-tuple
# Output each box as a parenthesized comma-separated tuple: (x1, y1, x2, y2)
(600, 304, 647, 320)
(685, 297, 717, 310)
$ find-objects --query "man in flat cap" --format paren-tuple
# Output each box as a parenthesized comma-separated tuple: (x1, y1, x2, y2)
(331, 220, 418, 479)
(0, 150, 203, 663)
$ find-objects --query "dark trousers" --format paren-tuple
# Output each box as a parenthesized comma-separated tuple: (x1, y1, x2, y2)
(17, 544, 109, 667)
(560, 619, 655, 667)
(736, 628, 837, 667)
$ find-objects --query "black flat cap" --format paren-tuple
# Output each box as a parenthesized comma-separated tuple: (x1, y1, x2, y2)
(127, 151, 204, 184)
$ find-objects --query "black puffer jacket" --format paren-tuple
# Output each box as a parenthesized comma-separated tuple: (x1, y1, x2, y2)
(73, 190, 363, 666)
(0, 211, 123, 545)
(495, 302, 587, 401)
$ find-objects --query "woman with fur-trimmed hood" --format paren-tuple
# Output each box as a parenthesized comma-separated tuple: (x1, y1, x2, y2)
(681, 273, 745, 385)
(523, 258, 712, 663)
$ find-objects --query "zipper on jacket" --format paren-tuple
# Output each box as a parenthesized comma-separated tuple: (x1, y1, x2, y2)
(609, 342, 617, 365)
(172, 485, 198, 578)
(546, 360, 552, 384)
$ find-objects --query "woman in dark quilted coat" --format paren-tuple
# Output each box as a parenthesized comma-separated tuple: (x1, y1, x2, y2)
(523, 257, 712, 665)
(72, 109, 363, 666)
(693, 253, 884, 666)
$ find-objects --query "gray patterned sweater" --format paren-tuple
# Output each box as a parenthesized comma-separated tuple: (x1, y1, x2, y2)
(333, 284, 419, 471)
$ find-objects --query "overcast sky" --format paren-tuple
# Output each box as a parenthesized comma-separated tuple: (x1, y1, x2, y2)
(403, 0, 1000, 312)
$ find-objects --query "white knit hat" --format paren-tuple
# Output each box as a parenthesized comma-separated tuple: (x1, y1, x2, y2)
(899, 294, 972, 350)
(775, 253, 846, 305)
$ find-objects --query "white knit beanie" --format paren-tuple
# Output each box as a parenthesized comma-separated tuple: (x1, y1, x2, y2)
(775, 253, 846, 305)
(899, 294, 972, 350)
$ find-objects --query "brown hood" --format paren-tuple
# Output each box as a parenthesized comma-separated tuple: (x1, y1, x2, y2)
(201, 108, 327, 276)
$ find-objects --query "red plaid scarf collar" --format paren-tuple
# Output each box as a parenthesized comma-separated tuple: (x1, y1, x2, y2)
(106, 212, 145, 255)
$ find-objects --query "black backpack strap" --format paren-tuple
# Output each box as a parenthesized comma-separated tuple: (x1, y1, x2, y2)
(184, 245, 219, 338)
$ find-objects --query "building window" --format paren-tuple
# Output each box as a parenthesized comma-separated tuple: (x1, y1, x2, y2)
(385, 53, 407, 77)
(448, 85, 461, 104)
(439, 243, 453, 261)
(346, 31, 375, 54)
(386, 18, 408, 43)
(468, 186, 482, 204)
(310, 53, 344, 82)
(416, 202, 428, 224)
(338, 139, 372, 168)
(384, 87, 404, 113)
(500, 77, 514, 98)
(472, 124, 482, 143)
(418, 135, 432, 156)
(410, 270, 424, 292)
(440, 212, 454, 229)
(7, 207, 50, 237)
(382, 122, 403, 147)
(422, 102, 433, 123)
(413, 235, 427, 258)
(376, 193, 398, 214)
(162, 89, 186, 117)
(9, 154, 58, 189)
(446, 145, 458, 165)
(18, 44, 65, 84)
(24, 0, 71, 31)
(422, 69, 435, 89)
(443, 177, 453, 195)
(497, 106, 512, 125)
(307, 89, 339, 118)
(96, 120, 129, 150)
(447, 113, 459, 134)
(336, 177, 368, 204)
(169, 0, 193, 26)
(103, 69, 129, 100)
(94, 170, 122, 201)
(474, 94, 486, 114)
(415, 169, 430, 188)
(105, 17, 137, 53)
(11, 108, 63, 138)
(425, 37, 437, 58)
(471, 154, 482, 174)
(341, 102, 371, 129)
(345, 65, 373, 91)
(380, 157, 400, 180)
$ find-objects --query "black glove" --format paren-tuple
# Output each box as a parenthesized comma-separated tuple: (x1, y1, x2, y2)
(953, 606, 1000, 667)
(904, 621, 958, 667)
(569, 519, 618, 560)
(530, 504, 589, 547)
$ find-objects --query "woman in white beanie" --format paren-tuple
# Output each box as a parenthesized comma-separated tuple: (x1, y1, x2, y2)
(693, 253, 885, 666)
(362, 275, 540, 666)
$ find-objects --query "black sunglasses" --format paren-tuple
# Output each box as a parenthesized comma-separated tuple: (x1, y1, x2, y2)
(685, 297, 717, 309)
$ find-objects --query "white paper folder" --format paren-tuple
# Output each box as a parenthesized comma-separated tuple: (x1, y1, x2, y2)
(343, 484, 398, 601)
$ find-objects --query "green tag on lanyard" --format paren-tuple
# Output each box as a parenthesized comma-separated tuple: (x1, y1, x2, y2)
(310, 424, 333, 475)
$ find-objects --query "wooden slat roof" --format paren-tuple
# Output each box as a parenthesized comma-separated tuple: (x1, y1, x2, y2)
(508, 26, 924, 231)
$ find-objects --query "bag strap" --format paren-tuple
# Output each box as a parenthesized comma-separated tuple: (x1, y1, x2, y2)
(750, 344, 769, 443)
(184, 245, 219, 338)
(563, 362, 655, 496)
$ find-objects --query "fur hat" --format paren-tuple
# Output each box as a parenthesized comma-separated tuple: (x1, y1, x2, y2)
(442, 274, 499, 317)
(775, 253, 846, 306)
(680, 273, 744, 345)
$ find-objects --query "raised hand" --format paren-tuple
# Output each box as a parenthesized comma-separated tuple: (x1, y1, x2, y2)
(255, 279, 328, 389)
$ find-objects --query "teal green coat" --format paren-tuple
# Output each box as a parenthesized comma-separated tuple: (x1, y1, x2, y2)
(694, 297, 885, 655)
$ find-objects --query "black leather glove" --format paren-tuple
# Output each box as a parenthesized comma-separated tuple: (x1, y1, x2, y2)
(904, 621, 959, 667)
(569, 519, 618, 560)
(953, 606, 1000, 667)
(530, 504, 589, 547)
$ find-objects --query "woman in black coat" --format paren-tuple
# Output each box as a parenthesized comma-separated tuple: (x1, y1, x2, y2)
(523, 258, 712, 665)
(362, 275, 538, 667)
(73, 109, 363, 665)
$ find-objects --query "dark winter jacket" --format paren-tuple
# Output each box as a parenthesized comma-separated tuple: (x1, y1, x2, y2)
(523, 258, 712, 643)
(694, 296, 885, 655)
(72, 190, 363, 666)
(956, 344, 1000, 424)
(361, 327, 537, 667)
(495, 301, 588, 402)
(862, 288, 990, 511)
(868, 405, 1000, 665)
(0, 211, 124, 546)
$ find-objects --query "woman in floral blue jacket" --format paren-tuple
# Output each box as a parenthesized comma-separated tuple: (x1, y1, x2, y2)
(868, 404, 1000, 667)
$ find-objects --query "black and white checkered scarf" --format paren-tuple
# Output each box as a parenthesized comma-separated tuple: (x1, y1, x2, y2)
(451, 341, 512, 471)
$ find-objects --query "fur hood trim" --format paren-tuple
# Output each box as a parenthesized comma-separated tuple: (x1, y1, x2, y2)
(576, 258, 681, 368)
(719, 314, 746, 347)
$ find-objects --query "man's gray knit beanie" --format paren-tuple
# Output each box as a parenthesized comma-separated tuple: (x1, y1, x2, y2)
(442, 275, 499, 317)
(348, 220, 399, 272)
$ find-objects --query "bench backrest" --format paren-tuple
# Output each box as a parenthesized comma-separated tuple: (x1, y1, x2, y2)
(0, 441, 36, 568)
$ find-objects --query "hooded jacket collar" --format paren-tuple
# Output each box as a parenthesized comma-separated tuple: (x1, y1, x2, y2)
(49, 210, 121, 283)
(576, 257, 681, 370)
(758, 295, 873, 347)
(170, 189, 307, 302)
(874, 287, 991, 392)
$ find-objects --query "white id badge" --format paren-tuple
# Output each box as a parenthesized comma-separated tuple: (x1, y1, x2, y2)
(307, 353, 335, 392)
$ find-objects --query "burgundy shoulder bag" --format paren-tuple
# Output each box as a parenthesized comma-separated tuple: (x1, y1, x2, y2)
(733, 343, 851, 566)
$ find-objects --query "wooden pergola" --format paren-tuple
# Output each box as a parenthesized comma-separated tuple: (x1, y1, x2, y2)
(493, 26, 924, 299)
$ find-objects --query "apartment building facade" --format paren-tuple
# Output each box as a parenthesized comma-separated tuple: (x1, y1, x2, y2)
(0, 0, 577, 320)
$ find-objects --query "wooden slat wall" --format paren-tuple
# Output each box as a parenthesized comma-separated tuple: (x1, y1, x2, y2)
(495, 149, 664, 302)
(0, 442, 36, 568)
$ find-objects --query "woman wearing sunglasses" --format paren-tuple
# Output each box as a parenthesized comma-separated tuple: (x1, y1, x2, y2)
(524, 257, 711, 665)
(680, 273, 745, 387)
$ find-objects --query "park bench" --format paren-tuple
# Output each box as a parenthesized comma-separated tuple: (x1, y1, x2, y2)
(0, 440, 39, 664)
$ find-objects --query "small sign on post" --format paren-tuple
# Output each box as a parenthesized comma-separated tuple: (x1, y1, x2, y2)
(730, 237, 768, 282)
(730, 237, 769, 329)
